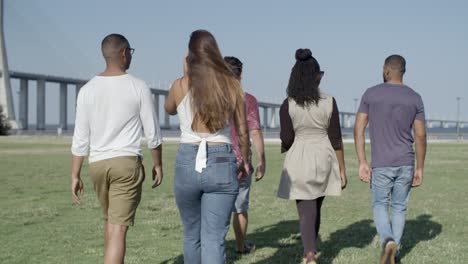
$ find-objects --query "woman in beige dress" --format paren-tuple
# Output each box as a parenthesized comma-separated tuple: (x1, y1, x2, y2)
(278, 49, 347, 264)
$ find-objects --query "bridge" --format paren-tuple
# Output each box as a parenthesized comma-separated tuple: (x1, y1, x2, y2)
(3, 70, 467, 134)
(4, 70, 285, 131)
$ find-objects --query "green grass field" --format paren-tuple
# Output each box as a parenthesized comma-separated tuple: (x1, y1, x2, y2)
(0, 137, 467, 264)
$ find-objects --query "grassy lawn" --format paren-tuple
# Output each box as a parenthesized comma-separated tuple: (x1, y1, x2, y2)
(0, 137, 466, 264)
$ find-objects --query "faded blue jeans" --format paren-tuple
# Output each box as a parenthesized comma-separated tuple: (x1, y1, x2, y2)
(174, 143, 239, 264)
(371, 165, 414, 254)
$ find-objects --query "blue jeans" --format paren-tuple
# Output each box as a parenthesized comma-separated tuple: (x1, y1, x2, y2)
(232, 168, 253, 213)
(174, 144, 239, 264)
(371, 165, 414, 253)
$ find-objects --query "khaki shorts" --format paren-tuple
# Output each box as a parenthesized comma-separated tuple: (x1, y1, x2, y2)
(89, 156, 145, 226)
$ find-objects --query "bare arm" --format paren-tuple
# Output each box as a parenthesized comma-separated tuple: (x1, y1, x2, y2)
(250, 129, 266, 181)
(164, 83, 178, 116)
(71, 155, 85, 204)
(354, 112, 371, 183)
(412, 119, 427, 187)
(233, 94, 250, 177)
(150, 145, 163, 188)
(71, 90, 89, 204)
(165, 59, 188, 115)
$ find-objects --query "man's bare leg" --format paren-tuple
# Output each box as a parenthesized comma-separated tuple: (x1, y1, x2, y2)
(104, 223, 128, 264)
(233, 212, 248, 252)
(104, 222, 109, 249)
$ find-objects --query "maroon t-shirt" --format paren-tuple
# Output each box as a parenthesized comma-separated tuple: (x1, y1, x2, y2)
(358, 83, 425, 168)
(230, 93, 261, 166)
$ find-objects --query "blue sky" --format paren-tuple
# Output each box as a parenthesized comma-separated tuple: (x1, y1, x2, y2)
(5, 0, 468, 124)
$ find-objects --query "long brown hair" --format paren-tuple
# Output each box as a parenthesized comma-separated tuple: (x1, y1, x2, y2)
(187, 30, 243, 133)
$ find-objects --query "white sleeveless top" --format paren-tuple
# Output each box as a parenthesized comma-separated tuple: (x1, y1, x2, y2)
(177, 92, 232, 172)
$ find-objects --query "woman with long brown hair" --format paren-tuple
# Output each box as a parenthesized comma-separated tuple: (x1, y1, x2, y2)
(165, 30, 250, 264)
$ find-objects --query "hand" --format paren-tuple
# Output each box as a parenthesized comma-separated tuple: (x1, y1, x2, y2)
(152, 165, 163, 188)
(244, 163, 251, 179)
(238, 161, 251, 180)
(255, 162, 265, 182)
(412, 168, 423, 187)
(341, 173, 347, 190)
(359, 162, 371, 183)
(71, 176, 84, 205)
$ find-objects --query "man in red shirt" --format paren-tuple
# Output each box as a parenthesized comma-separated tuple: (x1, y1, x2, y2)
(225, 56, 266, 254)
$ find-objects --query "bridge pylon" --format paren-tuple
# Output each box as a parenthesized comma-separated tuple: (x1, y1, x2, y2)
(0, 0, 18, 129)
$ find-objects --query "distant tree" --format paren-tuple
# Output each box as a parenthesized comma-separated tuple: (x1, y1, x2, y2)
(0, 105, 11, 135)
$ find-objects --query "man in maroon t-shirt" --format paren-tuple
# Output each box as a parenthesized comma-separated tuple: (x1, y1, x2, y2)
(225, 56, 266, 254)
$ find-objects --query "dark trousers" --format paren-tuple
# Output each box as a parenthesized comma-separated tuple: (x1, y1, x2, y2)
(296, 197, 325, 255)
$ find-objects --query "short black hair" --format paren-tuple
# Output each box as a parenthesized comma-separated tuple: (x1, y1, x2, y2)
(101, 33, 129, 59)
(224, 56, 243, 78)
(384, 54, 406, 74)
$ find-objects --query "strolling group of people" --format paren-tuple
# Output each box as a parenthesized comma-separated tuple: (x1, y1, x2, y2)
(71, 30, 427, 264)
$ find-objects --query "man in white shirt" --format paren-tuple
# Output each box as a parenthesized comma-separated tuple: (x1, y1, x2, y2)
(71, 33, 163, 264)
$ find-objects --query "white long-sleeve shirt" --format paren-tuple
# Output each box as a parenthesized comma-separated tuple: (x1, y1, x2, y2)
(71, 74, 162, 163)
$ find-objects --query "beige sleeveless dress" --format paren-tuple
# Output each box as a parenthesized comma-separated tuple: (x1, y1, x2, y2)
(277, 94, 342, 200)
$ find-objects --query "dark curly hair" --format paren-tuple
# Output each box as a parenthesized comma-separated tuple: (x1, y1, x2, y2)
(224, 56, 243, 79)
(286, 49, 323, 107)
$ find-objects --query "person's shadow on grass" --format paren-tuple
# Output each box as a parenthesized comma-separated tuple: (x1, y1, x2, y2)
(316, 219, 375, 264)
(161, 219, 375, 264)
(160, 215, 441, 264)
(160, 253, 183, 264)
(227, 219, 376, 264)
(399, 214, 442, 260)
(226, 220, 302, 263)
(160, 220, 303, 264)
